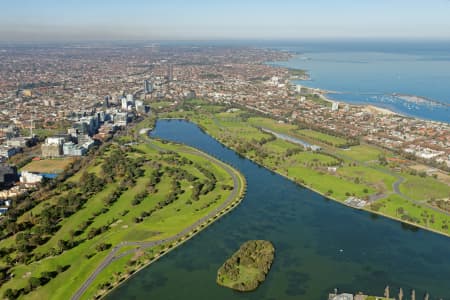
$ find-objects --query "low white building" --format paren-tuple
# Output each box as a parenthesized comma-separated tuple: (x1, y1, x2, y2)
(20, 171, 43, 184)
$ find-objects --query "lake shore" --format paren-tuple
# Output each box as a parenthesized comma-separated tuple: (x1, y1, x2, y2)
(184, 119, 450, 240)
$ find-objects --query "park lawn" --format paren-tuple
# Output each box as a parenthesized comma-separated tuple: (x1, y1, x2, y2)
(296, 129, 347, 146)
(21, 158, 76, 174)
(33, 183, 118, 256)
(0, 135, 243, 300)
(285, 165, 374, 201)
(261, 139, 299, 158)
(16, 196, 57, 224)
(337, 144, 386, 162)
(289, 152, 340, 166)
(371, 194, 450, 235)
(248, 116, 297, 134)
(3, 231, 112, 300)
(399, 174, 450, 201)
(337, 166, 397, 193)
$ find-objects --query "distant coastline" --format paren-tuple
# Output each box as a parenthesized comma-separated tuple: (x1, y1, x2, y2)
(268, 49, 450, 124)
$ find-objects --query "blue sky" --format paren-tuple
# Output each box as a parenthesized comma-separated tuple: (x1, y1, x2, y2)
(1, 0, 450, 41)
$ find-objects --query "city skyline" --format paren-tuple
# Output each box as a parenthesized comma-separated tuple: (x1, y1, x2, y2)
(1, 0, 450, 41)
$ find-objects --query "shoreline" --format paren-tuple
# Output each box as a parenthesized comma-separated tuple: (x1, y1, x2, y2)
(184, 118, 450, 239)
(272, 56, 450, 124)
(318, 92, 396, 116)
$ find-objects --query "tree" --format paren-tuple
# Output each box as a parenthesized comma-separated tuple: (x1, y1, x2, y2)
(3, 288, 18, 300)
(28, 276, 41, 289)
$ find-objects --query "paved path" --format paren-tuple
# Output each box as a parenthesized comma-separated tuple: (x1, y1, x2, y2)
(71, 141, 243, 300)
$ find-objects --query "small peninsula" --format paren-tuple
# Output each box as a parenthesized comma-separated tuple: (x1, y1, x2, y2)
(216, 240, 275, 292)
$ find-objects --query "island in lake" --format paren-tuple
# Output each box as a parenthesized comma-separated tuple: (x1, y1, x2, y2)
(216, 240, 275, 292)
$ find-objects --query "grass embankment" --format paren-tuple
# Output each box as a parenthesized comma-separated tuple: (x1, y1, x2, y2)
(160, 99, 450, 236)
(0, 131, 245, 300)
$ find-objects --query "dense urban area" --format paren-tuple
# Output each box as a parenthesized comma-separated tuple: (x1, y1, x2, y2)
(0, 43, 449, 300)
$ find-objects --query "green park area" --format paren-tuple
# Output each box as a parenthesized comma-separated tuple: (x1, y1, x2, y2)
(160, 99, 450, 236)
(0, 128, 245, 300)
(21, 158, 76, 174)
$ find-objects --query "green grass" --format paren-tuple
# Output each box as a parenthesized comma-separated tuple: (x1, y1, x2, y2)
(338, 144, 386, 162)
(371, 194, 450, 235)
(290, 152, 340, 166)
(337, 166, 397, 193)
(262, 139, 298, 154)
(0, 136, 244, 300)
(159, 99, 450, 238)
(285, 165, 374, 200)
(297, 129, 347, 146)
(400, 174, 450, 201)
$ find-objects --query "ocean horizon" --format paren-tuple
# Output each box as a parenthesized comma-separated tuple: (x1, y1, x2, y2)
(265, 40, 450, 123)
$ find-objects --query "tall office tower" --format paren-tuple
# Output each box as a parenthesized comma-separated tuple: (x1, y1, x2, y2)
(167, 64, 173, 82)
(121, 97, 128, 110)
(103, 95, 110, 108)
(126, 94, 134, 105)
(144, 80, 153, 94)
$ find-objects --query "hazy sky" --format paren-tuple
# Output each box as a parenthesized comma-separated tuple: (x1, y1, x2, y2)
(1, 0, 450, 41)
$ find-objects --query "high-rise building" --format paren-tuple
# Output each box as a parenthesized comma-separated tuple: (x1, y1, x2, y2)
(332, 102, 339, 111)
(144, 80, 153, 94)
(121, 97, 128, 110)
(103, 96, 110, 108)
(114, 112, 128, 127)
(167, 64, 173, 82)
(135, 100, 145, 114)
(41, 137, 65, 158)
(126, 94, 134, 105)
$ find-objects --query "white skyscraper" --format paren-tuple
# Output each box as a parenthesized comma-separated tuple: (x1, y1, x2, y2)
(126, 94, 134, 105)
(332, 102, 339, 111)
(121, 97, 128, 110)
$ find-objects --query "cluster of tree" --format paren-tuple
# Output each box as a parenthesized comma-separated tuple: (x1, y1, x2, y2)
(234, 139, 269, 159)
(131, 190, 149, 206)
(196, 195, 222, 211)
(87, 225, 109, 240)
(285, 147, 303, 157)
(165, 166, 197, 183)
(409, 169, 428, 178)
(95, 243, 112, 252)
(101, 147, 144, 183)
(378, 155, 389, 166)
(4, 191, 86, 264)
(157, 179, 184, 209)
(0, 141, 115, 287)
(428, 199, 450, 214)
(79, 172, 106, 195)
(217, 240, 275, 292)
(104, 185, 127, 207)
(3, 264, 69, 300)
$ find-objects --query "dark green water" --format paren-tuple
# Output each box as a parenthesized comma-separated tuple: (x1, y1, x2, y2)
(107, 119, 450, 300)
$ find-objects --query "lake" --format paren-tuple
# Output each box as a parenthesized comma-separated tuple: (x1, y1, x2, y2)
(107, 119, 450, 300)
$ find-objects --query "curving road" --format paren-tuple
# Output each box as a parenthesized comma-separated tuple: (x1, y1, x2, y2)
(71, 141, 244, 300)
